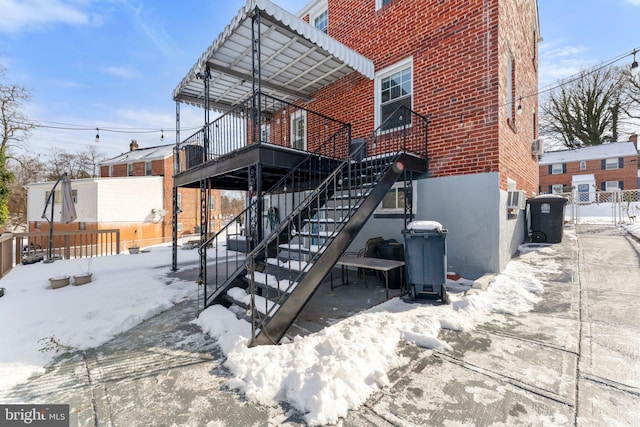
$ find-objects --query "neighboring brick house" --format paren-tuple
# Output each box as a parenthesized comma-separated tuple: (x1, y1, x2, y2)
(99, 141, 222, 243)
(173, 0, 541, 278)
(538, 140, 639, 202)
(27, 141, 222, 249)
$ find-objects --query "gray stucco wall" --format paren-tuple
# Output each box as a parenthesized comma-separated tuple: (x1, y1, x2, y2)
(347, 172, 527, 280)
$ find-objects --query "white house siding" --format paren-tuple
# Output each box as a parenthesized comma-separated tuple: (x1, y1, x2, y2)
(26, 177, 163, 224)
(95, 177, 163, 223)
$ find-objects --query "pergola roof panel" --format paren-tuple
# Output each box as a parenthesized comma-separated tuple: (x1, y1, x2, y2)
(173, 0, 373, 110)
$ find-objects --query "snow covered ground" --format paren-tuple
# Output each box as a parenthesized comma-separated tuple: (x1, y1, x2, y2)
(0, 222, 637, 425)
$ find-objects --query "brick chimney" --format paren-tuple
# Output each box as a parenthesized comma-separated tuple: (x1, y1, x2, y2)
(130, 139, 139, 151)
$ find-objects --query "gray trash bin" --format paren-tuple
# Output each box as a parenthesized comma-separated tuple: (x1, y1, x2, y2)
(402, 221, 449, 303)
(526, 195, 568, 243)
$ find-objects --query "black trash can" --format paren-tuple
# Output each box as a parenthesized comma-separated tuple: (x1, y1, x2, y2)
(526, 195, 568, 243)
(376, 240, 404, 289)
(402, 221, 449, 303)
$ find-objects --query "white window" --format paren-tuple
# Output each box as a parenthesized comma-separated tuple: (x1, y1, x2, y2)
(108, 165, 113, 177)
(177, 223, 183, 232)
(605, 158, 619, 170)
(551, 163, 564, 175)
(552, 184, 564, 194)
(375, 57, 413, 130)
(376, 0, 394, 9)
(45, 190, 77, 204)
(290, 110, 307, 151)
(313, 9, 328, 33)
(379, 184, 406, 212)
(177, 192, 182, 210)
(128, 163, 133, 176)
(209, 195, 216, 211)
(605, 181, 620, 191)
(260, 124, 270, 143)
(145, 161, 152, 176)
(580, 160, 586, 171)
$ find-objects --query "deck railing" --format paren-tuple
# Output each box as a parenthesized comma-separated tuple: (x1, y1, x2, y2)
(175, 92, 351, 174)
(12, 229, 121, 266)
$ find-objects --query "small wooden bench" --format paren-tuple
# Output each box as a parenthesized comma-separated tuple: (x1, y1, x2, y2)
(331, 255, 405, 299)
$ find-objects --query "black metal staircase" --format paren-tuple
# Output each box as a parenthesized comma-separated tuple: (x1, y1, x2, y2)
(187, 105, 428, 346)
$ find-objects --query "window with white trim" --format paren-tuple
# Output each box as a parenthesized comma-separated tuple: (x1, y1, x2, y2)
(128, 163, 133, 176)
(375, 58, 412, 130)
(379, 184, 406, 212)
(313, 9, 328, 33)
(145, 161, 152, 176)
(605, 181, 620, 191)
(376, 0, 394, 9)
(551, 163, 564, 175)
(260, 124, 270, 143)
(290, 110, 307, 151)
(580, 160, 586, 171)
(177, 192, 182, 210)
(552, 184, 564, 194)
(177, 223, 183, 232)
(605, 157, 619, 170)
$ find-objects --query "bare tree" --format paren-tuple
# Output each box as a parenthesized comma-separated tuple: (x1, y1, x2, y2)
(540, 66, 630, 148)
(6, 155, 47, 230)
(0, 66, 36, 226)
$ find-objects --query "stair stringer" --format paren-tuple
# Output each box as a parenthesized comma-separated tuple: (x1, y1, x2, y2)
(251, 154, 409, 346)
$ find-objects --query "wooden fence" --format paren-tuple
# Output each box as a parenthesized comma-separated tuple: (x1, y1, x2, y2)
(0, 230, 121, 275)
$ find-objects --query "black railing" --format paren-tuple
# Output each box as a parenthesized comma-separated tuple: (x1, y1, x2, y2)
(244, 105, 429, 342)
(175, 92, 352, 174)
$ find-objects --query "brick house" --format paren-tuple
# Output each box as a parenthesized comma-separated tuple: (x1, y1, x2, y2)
(538, 140, 639, 202)
(27, 141, 222, 250)
(99, 141, 222, 243)
(170, 0, 541, 343)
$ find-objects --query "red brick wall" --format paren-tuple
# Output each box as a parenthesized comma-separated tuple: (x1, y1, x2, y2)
(539, 156, 639, 193)
(299, 0, 538, 193)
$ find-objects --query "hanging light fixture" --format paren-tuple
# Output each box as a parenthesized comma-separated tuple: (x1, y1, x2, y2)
(516, 97, 523, 115)
(95, 128, 100, 142)
(631, 49, 638, 71)
(160, 129, 164, 142)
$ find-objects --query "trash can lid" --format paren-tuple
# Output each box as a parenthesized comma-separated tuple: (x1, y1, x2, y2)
(406, 220, 443, 231)
(528, 194, 568, 204)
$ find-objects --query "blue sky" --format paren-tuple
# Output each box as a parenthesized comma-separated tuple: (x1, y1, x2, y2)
(0, 0, 639, 160)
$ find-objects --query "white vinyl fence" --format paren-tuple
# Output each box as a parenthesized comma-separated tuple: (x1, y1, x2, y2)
(560, 189, 640, 225)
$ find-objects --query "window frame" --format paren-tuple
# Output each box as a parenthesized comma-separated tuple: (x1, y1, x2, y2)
(551, 184, 564, 194)
(374, 57, 413, 131)
(127, 163, 134, 176)
(145, 161, 152, 176)
(376, 0, 394, 10)
(312, 8, 328, 33)
(290, 110, 307, 151)
(579, 160, 586, 171)
(551, 163, 564, 175)
(604, 181, 620, 191)
(378, 183, 407, 213)
(605, 157, 619, 170)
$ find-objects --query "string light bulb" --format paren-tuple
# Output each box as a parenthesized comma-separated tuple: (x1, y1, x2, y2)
(516, 97, 523, 115)
(161, 129, 164, 142)
(631, 49, 638, 73)
(95, 128, 100, 142)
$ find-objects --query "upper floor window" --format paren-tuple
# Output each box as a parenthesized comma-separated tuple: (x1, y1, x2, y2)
(313, 9, 328, 33)
(550, 163, 565, 175)
(580, 160, 586, 171)
(603, 157, 622, 170)
(145, 161, 152, 176)
(376, 0, 394, 9)
(260, 124, 271, 143)
(375, 57, 413, 131)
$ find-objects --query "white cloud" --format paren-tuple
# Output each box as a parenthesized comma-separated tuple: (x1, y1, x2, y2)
(0, 0, 90, 33)
(625, 0, 640, 5)
(538, 42, 596, 90)
(104, 66, 139, 79)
